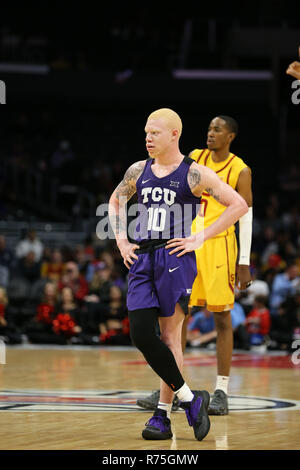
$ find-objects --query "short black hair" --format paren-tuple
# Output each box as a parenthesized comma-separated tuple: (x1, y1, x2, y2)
(216, 115, 238, 136)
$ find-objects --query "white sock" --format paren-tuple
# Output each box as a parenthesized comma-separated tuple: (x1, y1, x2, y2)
(157, 402, 172, 419)
(215, 375, 229, 395)
(174, 383, 194, 403)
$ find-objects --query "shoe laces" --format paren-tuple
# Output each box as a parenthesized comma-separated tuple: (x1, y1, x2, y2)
(145, 409, 169, 428)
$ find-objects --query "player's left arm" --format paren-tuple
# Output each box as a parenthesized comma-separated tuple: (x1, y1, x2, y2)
(236, 167, 253, 290)
(166, 163, 248, 256)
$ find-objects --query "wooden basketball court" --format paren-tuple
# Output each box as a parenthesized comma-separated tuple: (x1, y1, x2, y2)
(0, 345, 299, 450)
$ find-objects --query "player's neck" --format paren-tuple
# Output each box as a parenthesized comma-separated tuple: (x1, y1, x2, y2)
(154, 150, 184, 167)
(211, 148, 231, 163)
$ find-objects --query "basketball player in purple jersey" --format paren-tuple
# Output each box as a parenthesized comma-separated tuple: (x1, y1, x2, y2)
(109, 108, 248, 441)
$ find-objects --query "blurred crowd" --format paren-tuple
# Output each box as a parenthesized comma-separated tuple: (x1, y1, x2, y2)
(1, 194, 300, 353)
(0, 229, 130, 346)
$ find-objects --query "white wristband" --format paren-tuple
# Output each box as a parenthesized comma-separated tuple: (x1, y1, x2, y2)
(238, 206, 253, 265)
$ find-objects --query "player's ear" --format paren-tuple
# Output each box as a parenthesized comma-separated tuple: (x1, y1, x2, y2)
(228, 132, 236, 144)
(172, 129, 179, 140)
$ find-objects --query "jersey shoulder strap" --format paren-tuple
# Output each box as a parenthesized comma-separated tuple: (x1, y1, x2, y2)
(183, 156, 195, 167)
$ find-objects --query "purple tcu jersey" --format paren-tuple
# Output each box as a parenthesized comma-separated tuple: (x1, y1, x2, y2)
(134, 156, 201, 242)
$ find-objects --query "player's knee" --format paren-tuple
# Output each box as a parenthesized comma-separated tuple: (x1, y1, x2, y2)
(214, 311, 232, 332)
(129, 319, 151, 350)
(128, 308, 158, 353)
(160, 329, 180, 350)
(130, 328, 153, 352)
(160, 331, 172, 348)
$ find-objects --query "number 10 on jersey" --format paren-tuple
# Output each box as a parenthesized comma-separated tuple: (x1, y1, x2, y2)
(147, 207, 167, 231)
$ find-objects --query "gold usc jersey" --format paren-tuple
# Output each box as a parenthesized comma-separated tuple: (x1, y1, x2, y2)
(190, 148, 249, 238)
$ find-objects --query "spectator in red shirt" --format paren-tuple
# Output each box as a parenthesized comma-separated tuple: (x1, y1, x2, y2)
(58, 261, 88, 303)
(25, 281, 61, 344)
(246, 295, 271, 346)
(52, 286, 82, 342)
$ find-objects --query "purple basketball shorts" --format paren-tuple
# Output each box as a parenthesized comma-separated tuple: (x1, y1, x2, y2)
(126, 246, 197, 317)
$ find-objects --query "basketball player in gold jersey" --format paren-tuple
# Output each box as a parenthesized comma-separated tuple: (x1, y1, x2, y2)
(186, 115, 253, 415)
(137, 115, 252, 415)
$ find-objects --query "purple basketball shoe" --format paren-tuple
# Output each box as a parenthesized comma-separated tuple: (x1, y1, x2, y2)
(180, 390, 211, 441)
(142, 409, 173, 440)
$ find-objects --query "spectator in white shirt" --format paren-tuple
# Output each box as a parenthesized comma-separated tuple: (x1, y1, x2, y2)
(15, 229, 44, 262)
(237, 268, 270, 312)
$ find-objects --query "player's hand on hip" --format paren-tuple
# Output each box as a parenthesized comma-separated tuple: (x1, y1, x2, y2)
(236, 265, 252, 290)
(118, 240, 140, 269)
(166, 235, 202, 257)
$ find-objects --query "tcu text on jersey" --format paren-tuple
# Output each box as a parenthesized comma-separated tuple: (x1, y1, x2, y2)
(141, 187, 176, 206)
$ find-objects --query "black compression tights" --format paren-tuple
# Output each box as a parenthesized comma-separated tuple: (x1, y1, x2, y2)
(128, 308, 185, 392)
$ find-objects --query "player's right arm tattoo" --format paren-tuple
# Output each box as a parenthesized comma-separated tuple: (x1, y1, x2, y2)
(115, 161, 146, 202)
(110, 160, 146, 240)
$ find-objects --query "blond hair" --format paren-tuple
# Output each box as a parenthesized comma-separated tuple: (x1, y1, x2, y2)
(147, 108, 182, 137)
